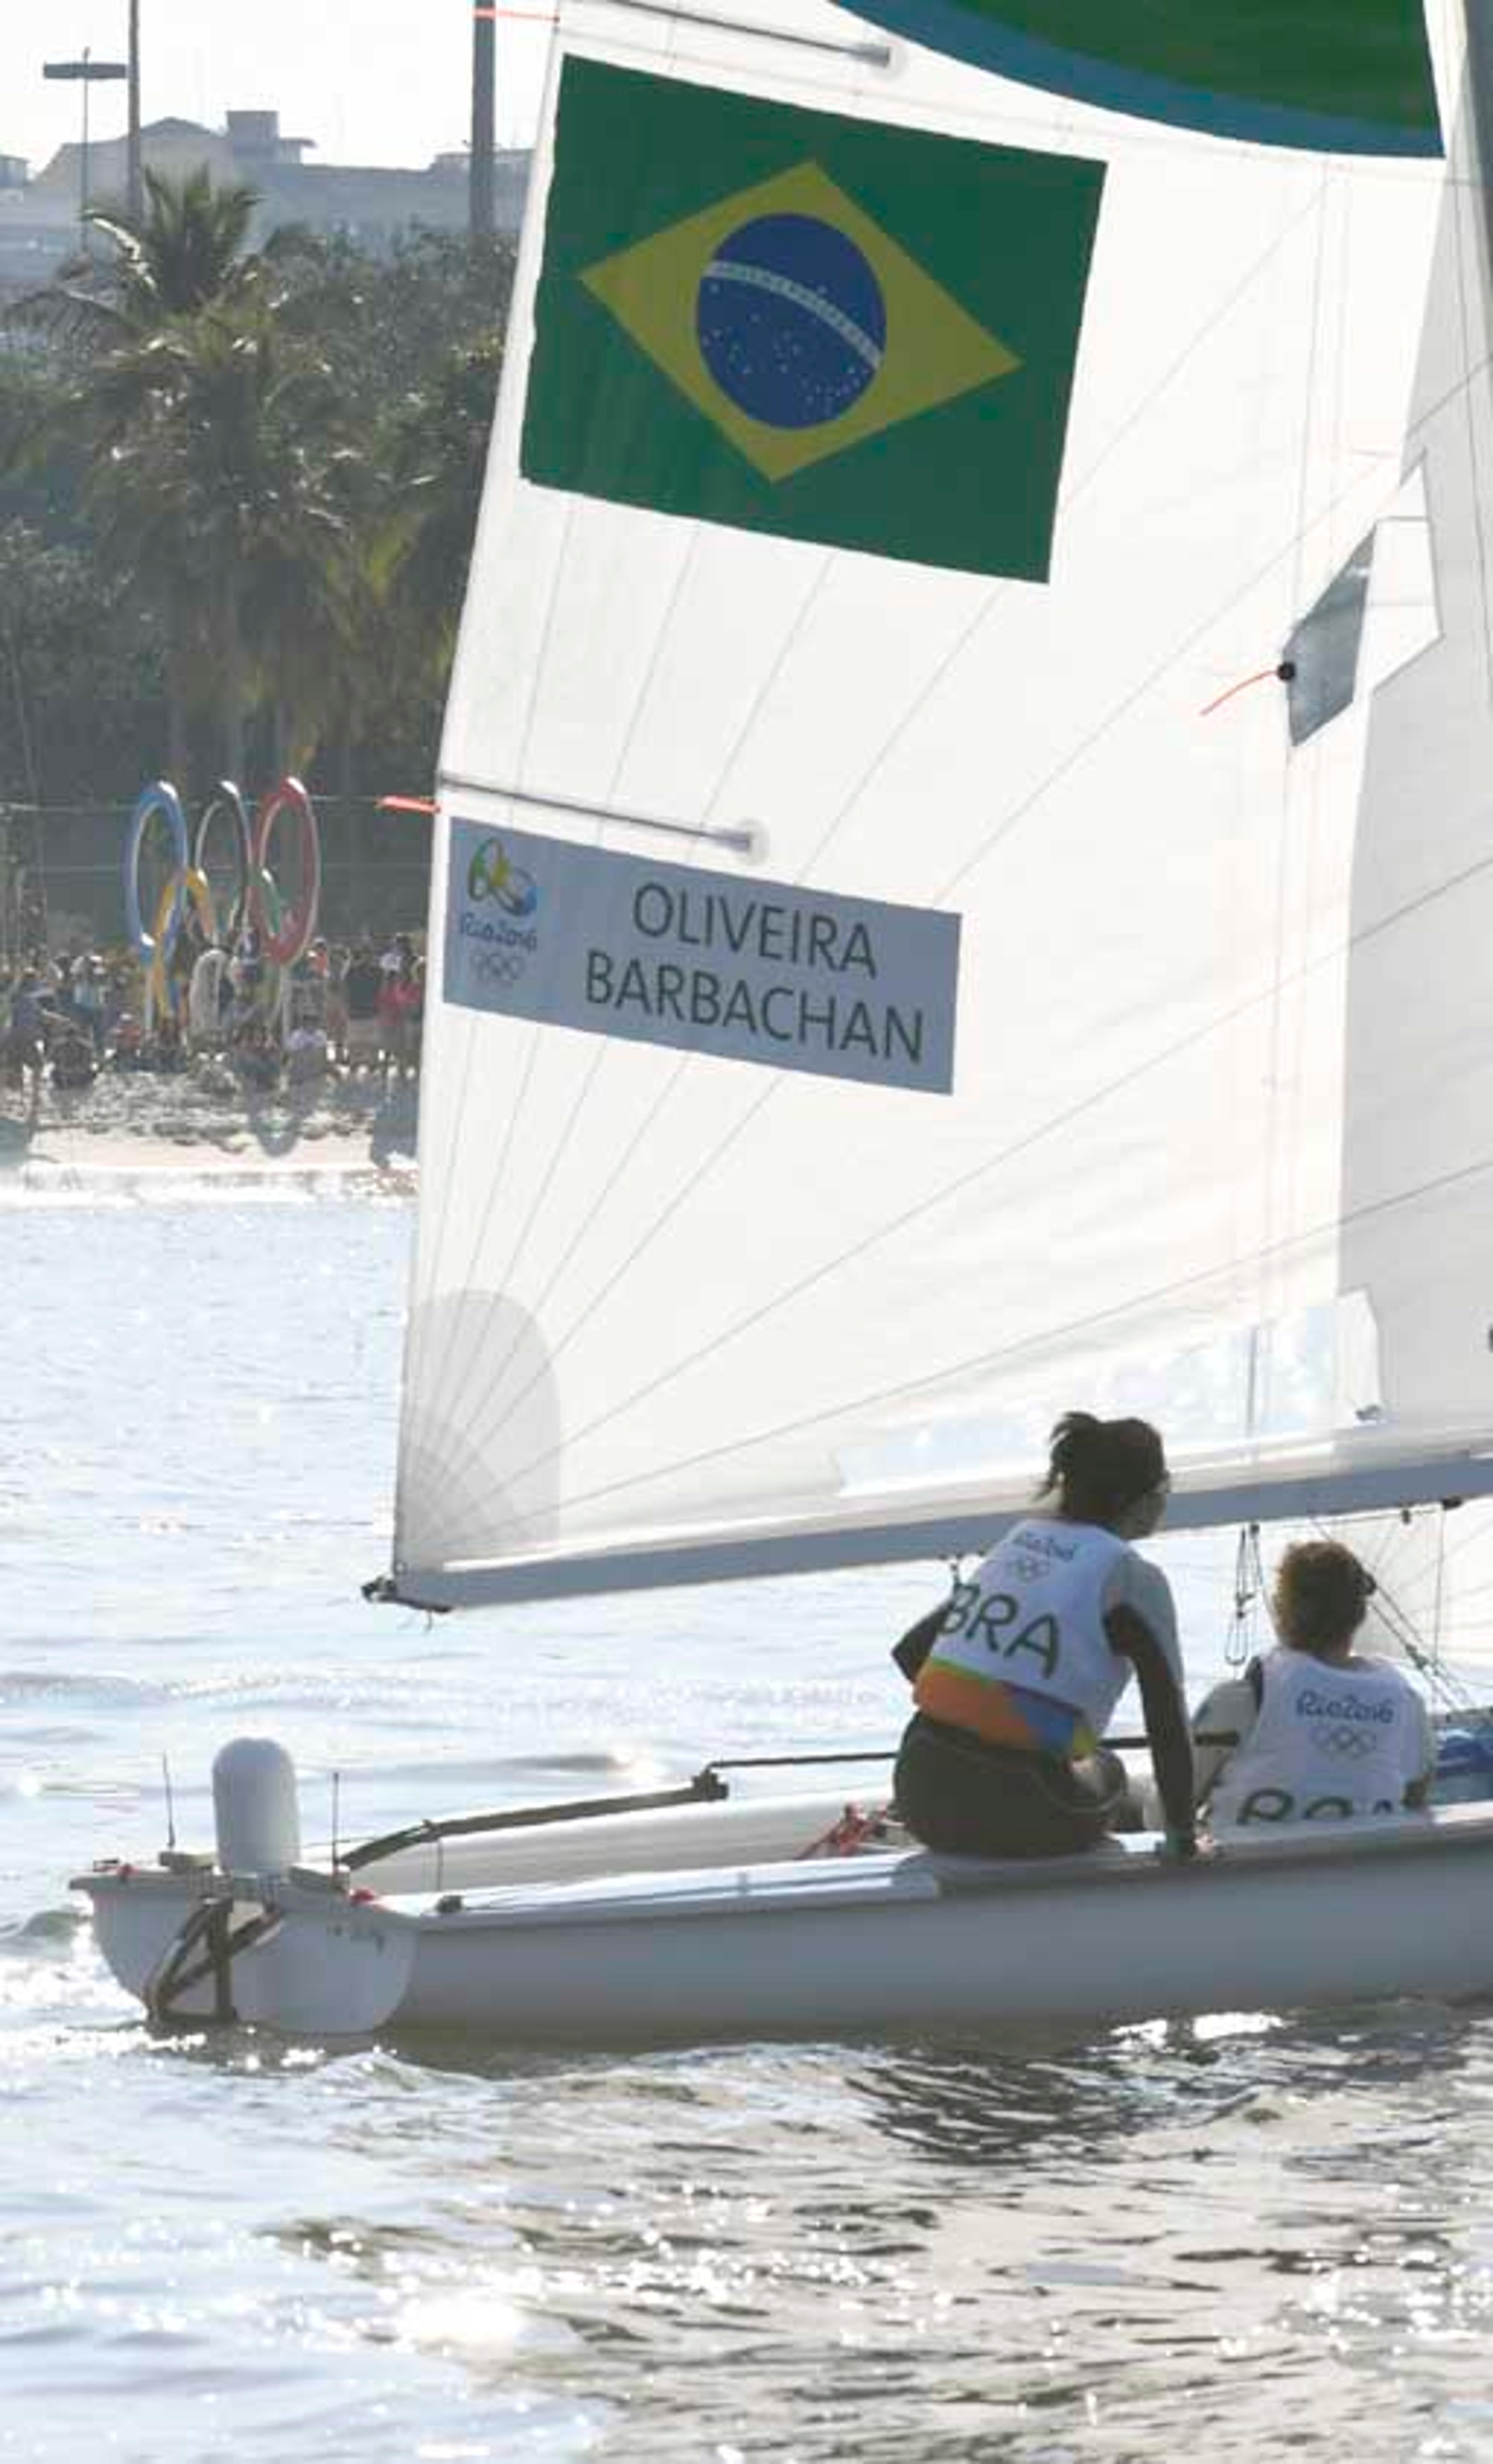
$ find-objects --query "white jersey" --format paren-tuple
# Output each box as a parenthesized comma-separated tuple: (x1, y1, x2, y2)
(1207, 1648, 1433, 1829)
(915, 1515, 1177, 1758)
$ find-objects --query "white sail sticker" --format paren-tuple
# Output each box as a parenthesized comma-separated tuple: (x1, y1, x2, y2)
(443, 819, 961, 1094)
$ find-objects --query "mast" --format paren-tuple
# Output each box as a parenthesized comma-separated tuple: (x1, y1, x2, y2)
(1467, 0, 1493, 250)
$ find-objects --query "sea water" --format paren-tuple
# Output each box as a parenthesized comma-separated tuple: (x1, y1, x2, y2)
(5, 1189, 1493, 2462)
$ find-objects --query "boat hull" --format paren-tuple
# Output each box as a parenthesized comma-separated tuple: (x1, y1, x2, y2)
(77, 1803, 1493, 2048)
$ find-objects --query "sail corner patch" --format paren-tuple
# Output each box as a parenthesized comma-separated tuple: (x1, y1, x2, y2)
(444, 820, 961, 1095)
(520, 57, 1104, 582)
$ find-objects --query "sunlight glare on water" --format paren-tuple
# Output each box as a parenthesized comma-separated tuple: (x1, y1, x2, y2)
(5, 1190, 1493, 2461)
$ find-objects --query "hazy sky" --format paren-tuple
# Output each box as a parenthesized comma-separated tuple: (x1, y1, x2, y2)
(1, 0, 549, 178)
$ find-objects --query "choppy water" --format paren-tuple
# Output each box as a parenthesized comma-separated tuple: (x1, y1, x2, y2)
(6, 1187, 1493, 2462)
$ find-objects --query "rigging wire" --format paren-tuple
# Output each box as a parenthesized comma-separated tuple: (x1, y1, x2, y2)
(1304, 1501, 1489, 1721)
(1225, 1522, 1269, 1669)
(1220, 1502, 1493, 1742)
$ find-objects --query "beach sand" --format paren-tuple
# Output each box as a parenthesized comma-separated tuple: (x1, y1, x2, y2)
(0, 1065, 420, 1186)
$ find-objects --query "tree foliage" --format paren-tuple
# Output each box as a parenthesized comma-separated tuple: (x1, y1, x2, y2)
(0, 521, 166, 805)
(11, 168, 270, 353)
(0, 171, 515, 802)
(385, 337, 502, 676)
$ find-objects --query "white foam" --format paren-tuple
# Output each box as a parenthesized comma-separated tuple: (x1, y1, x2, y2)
(0, 1159, 415, 1210)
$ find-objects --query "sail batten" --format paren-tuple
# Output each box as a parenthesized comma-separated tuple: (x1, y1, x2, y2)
(435, 766, 758, 852)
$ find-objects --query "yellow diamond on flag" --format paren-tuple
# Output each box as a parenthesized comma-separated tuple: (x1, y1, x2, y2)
(579, 159, 1021, 484)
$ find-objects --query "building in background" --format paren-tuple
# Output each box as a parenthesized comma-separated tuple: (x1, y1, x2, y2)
(0, 106, 527, 296)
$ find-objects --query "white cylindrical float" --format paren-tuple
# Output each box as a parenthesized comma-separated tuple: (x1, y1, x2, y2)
(213, 1737, 302, 1875)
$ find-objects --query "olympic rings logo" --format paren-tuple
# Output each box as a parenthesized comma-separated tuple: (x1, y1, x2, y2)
(468, 836, 538, 919)
(474, 951, 528, 988)
(124, 775, 322, 1019)
(1317, 1725, 1380, 1761)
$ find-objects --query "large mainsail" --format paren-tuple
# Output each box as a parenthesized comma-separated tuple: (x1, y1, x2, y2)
(390, 0, 1493, 1608)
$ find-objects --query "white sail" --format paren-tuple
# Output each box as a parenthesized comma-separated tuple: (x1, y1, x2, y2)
(392, 0, 1493, 1607)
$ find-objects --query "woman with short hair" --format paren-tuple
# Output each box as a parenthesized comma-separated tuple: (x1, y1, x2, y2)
(892, 1411, 1196, 1859)
(1194, 1541, 1434, 1829)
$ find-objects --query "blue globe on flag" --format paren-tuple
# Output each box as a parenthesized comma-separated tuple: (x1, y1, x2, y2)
(696, 212, 887, 432)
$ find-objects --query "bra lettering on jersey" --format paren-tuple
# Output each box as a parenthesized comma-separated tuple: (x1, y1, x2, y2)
(1237, 1785, 1395, 1822)
(913, 1517, 1136, 1757)
(942, 1583, 1062, 1680)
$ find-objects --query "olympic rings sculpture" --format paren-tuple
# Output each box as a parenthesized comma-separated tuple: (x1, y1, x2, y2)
(251, 777, 320, 967)
(125, 781, 189, 960)
(123, 775, 322, 1018)
(147, 867, 218, 1020)
(194, 781, 252, 935)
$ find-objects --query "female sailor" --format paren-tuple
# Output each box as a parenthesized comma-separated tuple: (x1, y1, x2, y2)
(892, 1413, 1197, 1859)
(1192, 1541, 1434, 1829)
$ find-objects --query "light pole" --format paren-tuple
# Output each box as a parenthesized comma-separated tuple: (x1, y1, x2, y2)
(127, 0, 142, 221)
(42, 51, 129, 242)
(470, 2, 495, 239)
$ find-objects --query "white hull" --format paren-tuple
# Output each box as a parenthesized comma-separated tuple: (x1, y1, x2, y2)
(75, 1791, 1493, 2049)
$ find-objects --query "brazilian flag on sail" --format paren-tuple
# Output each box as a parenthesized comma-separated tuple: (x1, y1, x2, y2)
(520, 59, 1105, 582)
(831, 0, 1442, 157)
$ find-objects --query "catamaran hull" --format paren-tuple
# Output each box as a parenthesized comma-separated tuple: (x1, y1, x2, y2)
(77, 1802, 1493, 2048)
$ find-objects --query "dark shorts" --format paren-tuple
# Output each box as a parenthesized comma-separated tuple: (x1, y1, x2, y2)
(894, 1712, 1128, 1859)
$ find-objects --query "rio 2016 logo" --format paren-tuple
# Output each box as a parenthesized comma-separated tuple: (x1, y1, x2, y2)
(468, 836, 538, 918)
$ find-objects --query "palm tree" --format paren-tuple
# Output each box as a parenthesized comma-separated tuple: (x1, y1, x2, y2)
(5, 168, 272, 779)
(9, 166, 267, 346)
(5, 171, 362, 786)
(3, 177, 510, 798)
(383, 336, 503, 691)
(83, 302, 369, 782)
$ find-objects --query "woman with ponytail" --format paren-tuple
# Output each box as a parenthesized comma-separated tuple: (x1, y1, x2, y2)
(892, 1412, 1197, 1859)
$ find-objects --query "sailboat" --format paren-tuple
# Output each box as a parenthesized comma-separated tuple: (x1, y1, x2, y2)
(77, 0, 1493, 2043)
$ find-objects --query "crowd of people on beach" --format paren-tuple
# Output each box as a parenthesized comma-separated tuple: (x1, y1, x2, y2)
(0, 928, 427, 1106)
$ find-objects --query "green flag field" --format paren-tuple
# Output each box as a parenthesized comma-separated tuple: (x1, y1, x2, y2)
(521, 58, 1106, 583)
